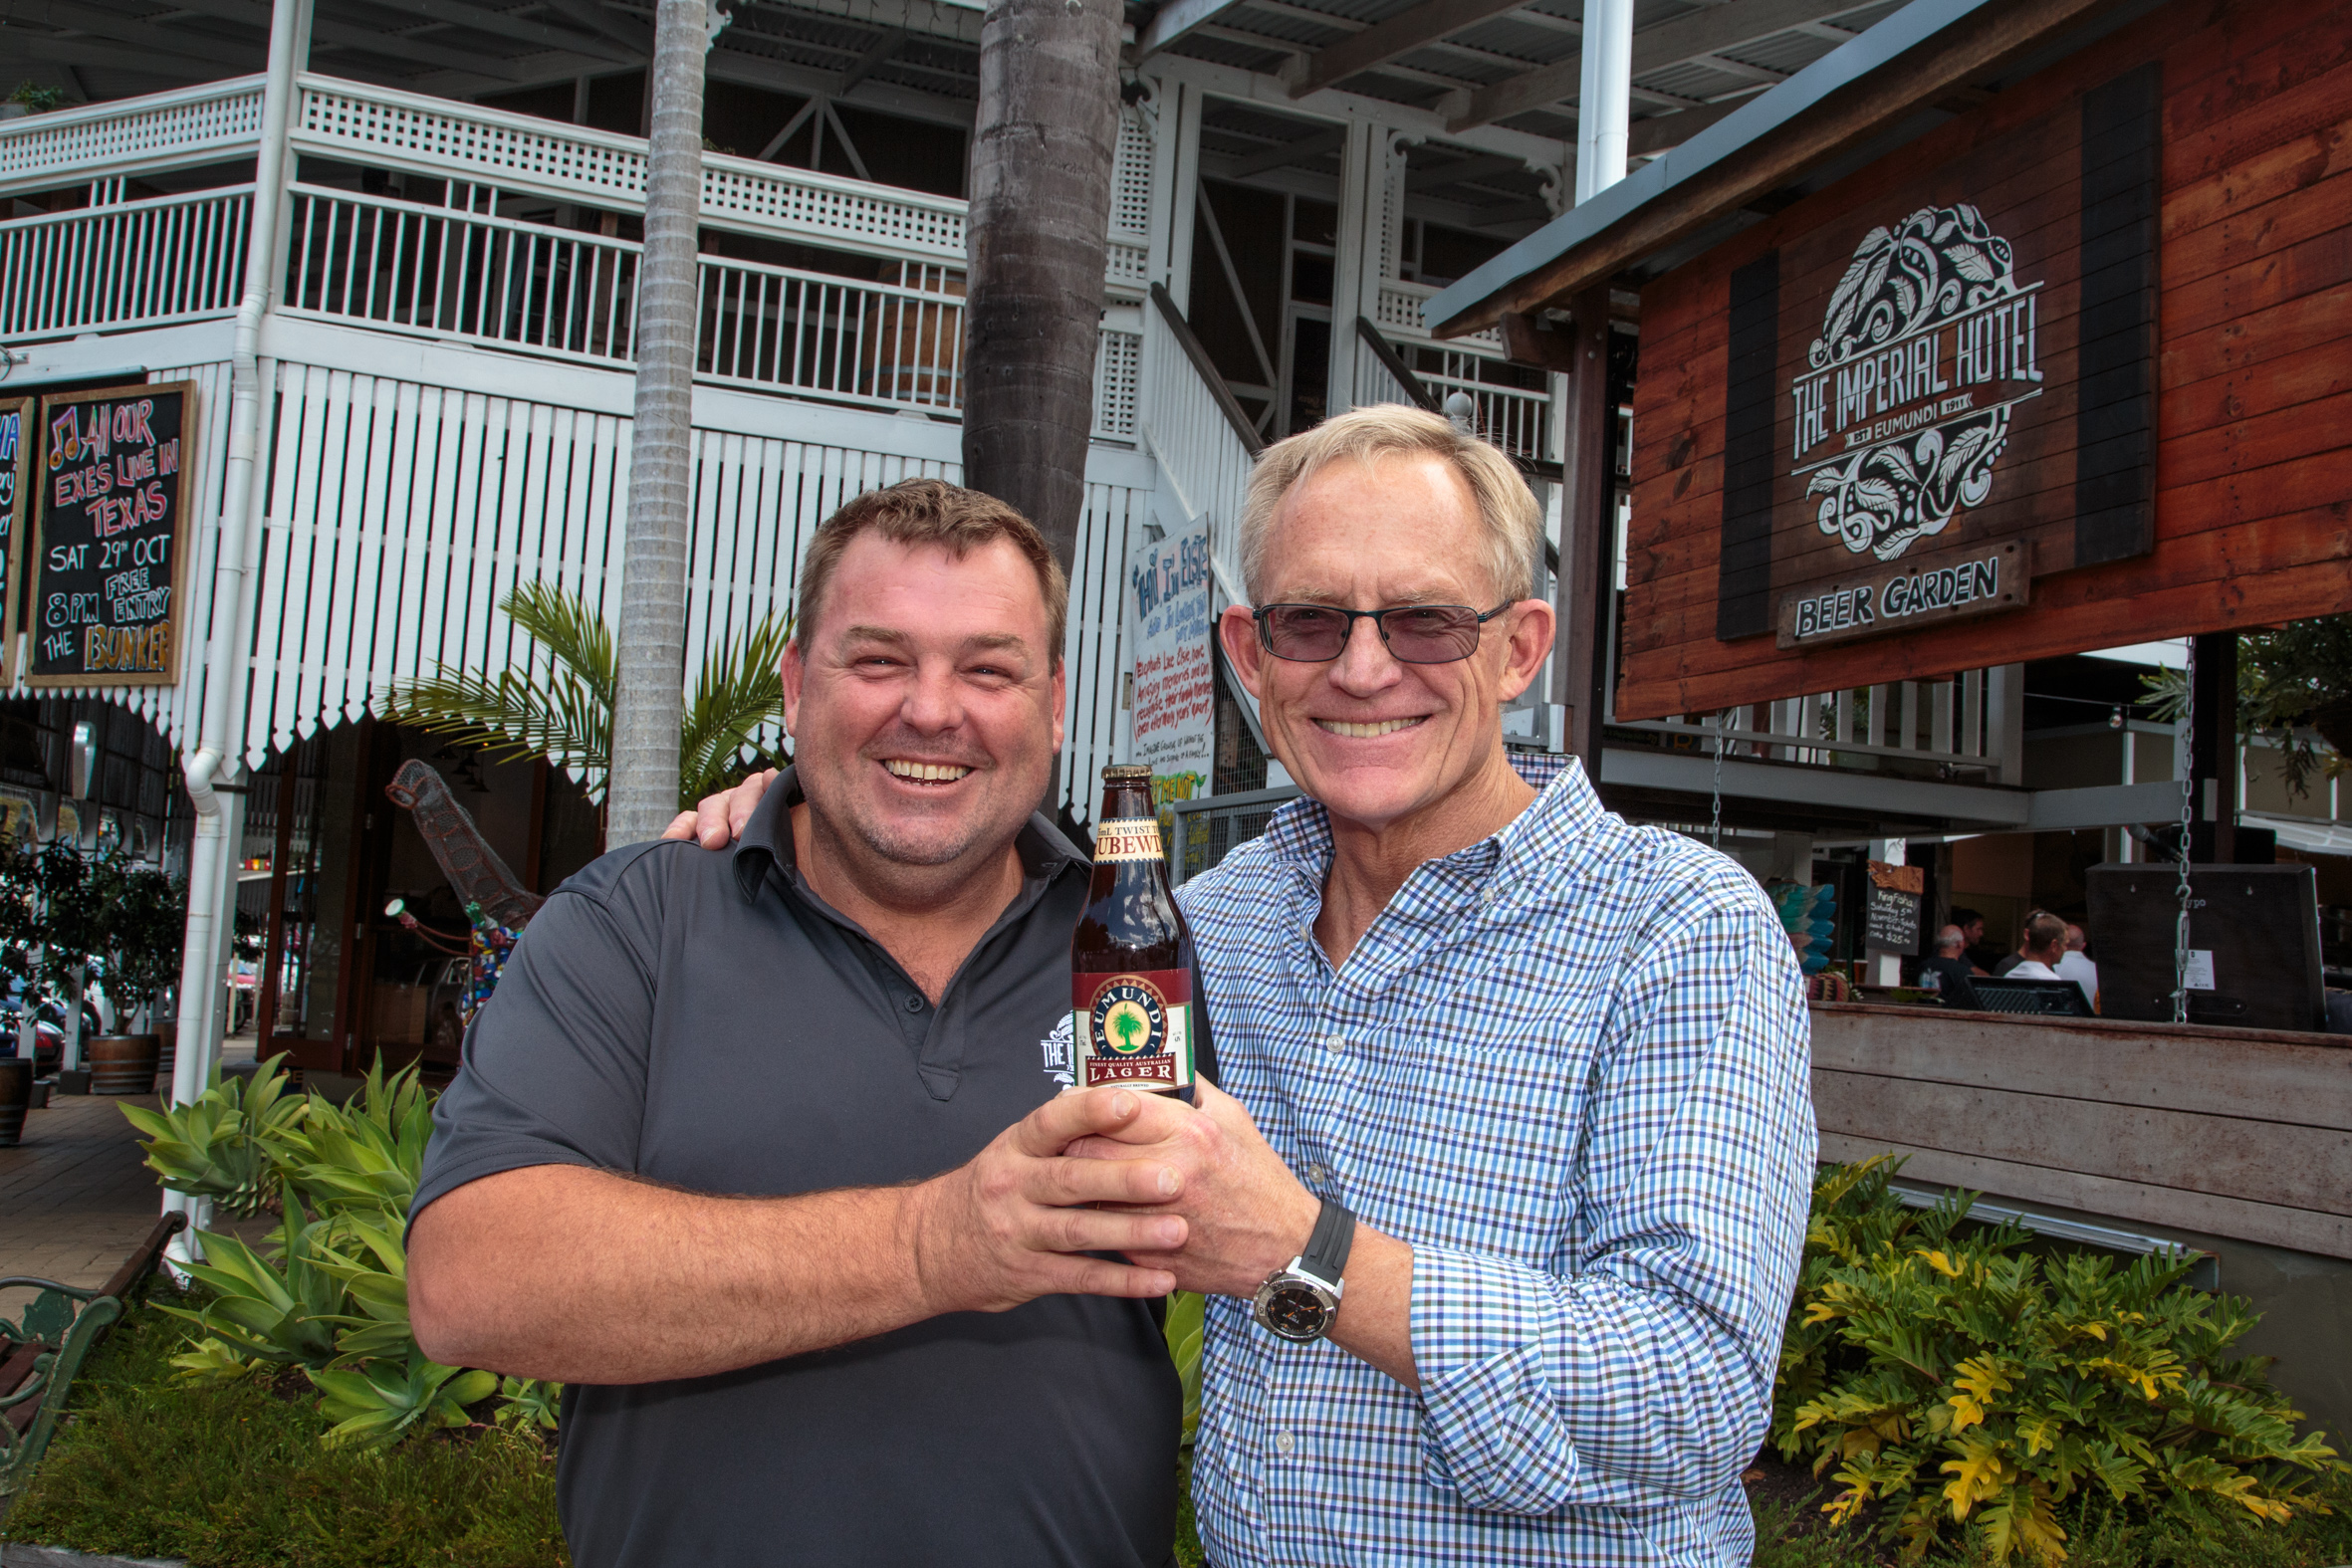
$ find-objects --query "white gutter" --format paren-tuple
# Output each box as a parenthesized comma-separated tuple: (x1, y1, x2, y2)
(168, 0, 309, 1139)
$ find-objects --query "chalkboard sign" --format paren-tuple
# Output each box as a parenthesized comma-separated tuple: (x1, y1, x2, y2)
(27, 380, 196, 688)
(1864, 860, 1924, 955)
(0, 397, 29, 687)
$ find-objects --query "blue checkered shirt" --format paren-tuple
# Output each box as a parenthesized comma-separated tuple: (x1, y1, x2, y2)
(1177, 754, 1815, 1567)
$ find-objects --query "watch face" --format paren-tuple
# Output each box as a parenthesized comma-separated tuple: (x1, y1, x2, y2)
(1262, 1284, 1333, 1342)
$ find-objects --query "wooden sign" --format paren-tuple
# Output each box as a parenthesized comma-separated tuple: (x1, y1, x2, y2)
(1619, 0, 2352, 719)
(1777, 539, 2026, 650)
(0, 398, 29, 687)
(1864, 860, 1925, 956)
(27, 380, 196, 689)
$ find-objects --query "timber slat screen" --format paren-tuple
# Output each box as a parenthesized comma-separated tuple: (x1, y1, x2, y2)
(1810, 1004, 2352, 1259)
(1617, 0, 2352, 720)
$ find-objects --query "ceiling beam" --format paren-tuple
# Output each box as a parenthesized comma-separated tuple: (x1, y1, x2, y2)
(1442, 0, 2117, 334)
(23, 3, 266, 71)
(1443, 0, 1867, 131)
(144, 0, 536, 78)
(835, 28, 905, 93)
(1625, 89, 1760, 156)
(0, 30, 218, 83)
(1138, 0, 1253, 60)
(1404, 149, 1523, 190)
(382, 0, 638, 63)
(1284, 0, 1537, 99)
(531, 0, 651, 55)
(1225, 123, 1342, 177)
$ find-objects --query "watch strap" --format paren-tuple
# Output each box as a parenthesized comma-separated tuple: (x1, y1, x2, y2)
(1299, 1199, 1354, 1285)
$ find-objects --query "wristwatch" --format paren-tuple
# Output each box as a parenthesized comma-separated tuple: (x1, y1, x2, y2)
(1252, 1200, 1354, 1343)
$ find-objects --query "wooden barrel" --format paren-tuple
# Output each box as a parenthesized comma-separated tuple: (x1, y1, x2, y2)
(87, 1034, 161, 1095)
(0, 1058, 30, 1146)
(860, 270, 966, 408)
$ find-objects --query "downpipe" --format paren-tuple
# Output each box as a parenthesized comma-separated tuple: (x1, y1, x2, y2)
(166, 0, 303, 1266)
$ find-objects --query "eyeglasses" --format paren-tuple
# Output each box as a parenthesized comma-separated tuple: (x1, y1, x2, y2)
(1252, 601, 1514, 664)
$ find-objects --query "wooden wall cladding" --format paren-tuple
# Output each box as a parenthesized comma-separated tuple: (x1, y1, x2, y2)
(1620, 0, 2352, 721)
(1809, 1004, 2352, 1259)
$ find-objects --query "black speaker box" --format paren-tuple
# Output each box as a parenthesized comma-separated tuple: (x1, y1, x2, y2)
(2085, 863, 2325, 1032)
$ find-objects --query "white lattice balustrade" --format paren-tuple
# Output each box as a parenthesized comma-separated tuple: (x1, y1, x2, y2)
(0, 78, 264, 191)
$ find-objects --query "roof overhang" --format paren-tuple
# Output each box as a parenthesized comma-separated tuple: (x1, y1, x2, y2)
(1424, 0, 2130, 336)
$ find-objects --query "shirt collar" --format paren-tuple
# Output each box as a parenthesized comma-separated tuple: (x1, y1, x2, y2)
(1257, 750, 1599, 889)
(731, 766, 1089, 903)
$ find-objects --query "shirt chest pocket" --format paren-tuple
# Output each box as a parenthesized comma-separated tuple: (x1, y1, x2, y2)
(1353, 1028, 1588, 1263)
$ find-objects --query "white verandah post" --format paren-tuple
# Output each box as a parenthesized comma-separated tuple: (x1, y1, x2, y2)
(166, 0, 312, 1257)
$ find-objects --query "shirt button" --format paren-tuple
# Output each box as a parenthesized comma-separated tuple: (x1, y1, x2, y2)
(1301, 1164, 1328, 1188)
(1273, 1431, 1295, 1456)
(1323, 1034, 1347, 1054)
(904, 995, 925, 1013)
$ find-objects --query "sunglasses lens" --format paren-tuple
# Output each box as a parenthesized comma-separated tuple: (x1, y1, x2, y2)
(1262, 605, 1349, 660)
(1379, 606, 1481, 663)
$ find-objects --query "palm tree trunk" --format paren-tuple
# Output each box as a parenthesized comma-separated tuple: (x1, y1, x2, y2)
(608, 0, 708, 845)
(962, 0, 1121, 572)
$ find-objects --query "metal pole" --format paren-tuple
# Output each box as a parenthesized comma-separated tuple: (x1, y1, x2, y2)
(168, 0, 310, 1253)
(1574, 0, 1633, 204)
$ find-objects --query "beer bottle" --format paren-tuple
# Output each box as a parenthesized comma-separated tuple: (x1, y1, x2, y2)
(1070, 764, 1198, 1103)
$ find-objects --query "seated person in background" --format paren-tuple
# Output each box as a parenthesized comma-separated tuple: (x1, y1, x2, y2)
(1949, 906, 1996, 975)
(2001, 910, 2071, 983)
(1920, 926, 1977, 1007)
(2057, 924, 2100, 1010)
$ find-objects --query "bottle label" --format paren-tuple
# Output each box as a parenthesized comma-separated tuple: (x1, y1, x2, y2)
(1070, 968, 1193, 1091)
(1092, 816, 1164, 863)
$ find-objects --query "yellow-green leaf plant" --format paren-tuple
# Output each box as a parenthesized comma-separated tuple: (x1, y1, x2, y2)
(1774, 1157, 2344, 1564)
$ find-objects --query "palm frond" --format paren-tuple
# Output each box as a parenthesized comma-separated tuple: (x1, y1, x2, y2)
(500, 579, 618, 706)
(381, 582, 618, 798)
(679, 611, 794, 807)
(381, 580, 790, 810)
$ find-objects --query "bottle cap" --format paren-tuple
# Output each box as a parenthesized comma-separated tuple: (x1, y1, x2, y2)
(1101, 764, 1153, 782)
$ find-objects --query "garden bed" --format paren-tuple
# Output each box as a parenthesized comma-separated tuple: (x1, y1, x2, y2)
(3, 1287, 566, 1568)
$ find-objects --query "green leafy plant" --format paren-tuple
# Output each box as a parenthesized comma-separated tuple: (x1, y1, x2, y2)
(495, 1377, 563, 1435)
(157, 1196, 349, 1373)
(1164, 1291, 1204, 1450)
(6, 83, 66, 112)
(309, 1351, 498, 1451)
(382, 578, 793, 809)
(120, 1054, 307, 1216)
(275, 1057, 434, 1220)
(2141, 616, 2352, 796)
(1775, 1158, 2342, 1564)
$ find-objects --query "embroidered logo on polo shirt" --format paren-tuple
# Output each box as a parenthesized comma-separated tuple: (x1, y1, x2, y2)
(1040, 1013, 1074, 1086)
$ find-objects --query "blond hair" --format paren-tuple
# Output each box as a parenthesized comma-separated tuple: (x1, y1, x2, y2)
(1239, 404, 1543, 603)
(795, 478, 1068, 663)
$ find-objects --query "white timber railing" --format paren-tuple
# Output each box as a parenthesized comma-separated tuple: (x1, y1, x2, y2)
(1616, 666, 2026, 783)
(0, 184, 252, 338)
(1139, 286, 1262, 608)
(0, 75, 1150, 442)
(1364, 279, 1552, 463)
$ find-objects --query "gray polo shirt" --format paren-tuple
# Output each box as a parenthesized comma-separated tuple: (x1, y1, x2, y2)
(413, 773, 1179, 1568)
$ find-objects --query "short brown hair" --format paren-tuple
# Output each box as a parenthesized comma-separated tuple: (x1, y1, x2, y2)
(1239, 404, 1543, 603)
(794, 478, 1068, 664)
(2022, 909, 2067, 953)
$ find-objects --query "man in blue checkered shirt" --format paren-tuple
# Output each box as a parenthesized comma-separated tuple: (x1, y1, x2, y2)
(1077, 404, 1816, 1566)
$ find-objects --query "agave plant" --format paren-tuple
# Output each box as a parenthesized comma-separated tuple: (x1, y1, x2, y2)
(156, 1195, 347, 1371)
(275, 1058, 434, 1220)
(310, 1350, 499, 1450)
(120, 1055, 307, 1217)
(381, 578, 793, 810)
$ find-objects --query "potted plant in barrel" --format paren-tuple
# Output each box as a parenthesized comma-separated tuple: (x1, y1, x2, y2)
(0, 841, 108, 1096)
(86, 860, 187, 1094)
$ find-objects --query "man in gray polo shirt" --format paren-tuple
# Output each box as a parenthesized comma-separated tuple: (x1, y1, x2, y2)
(408, 480, 1190, 1567)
